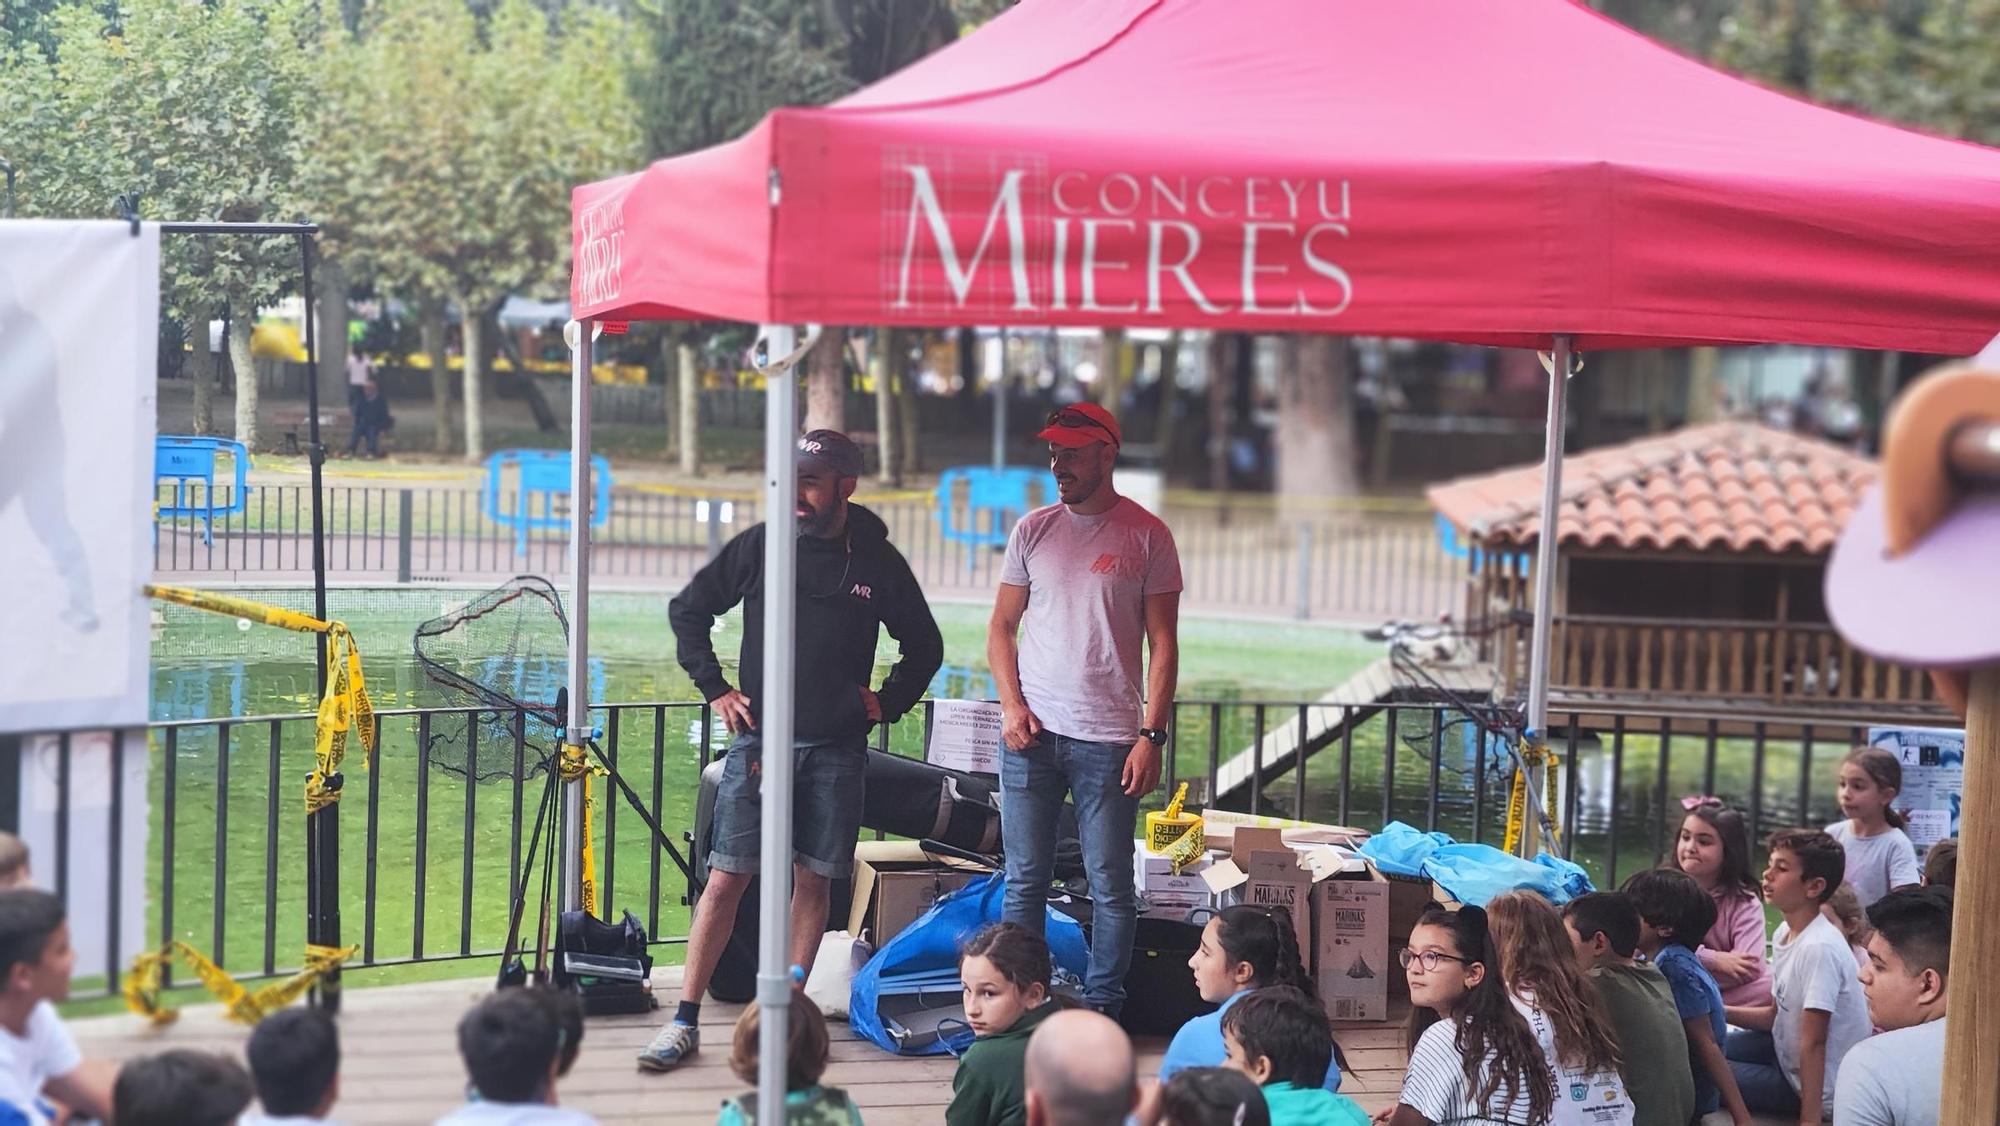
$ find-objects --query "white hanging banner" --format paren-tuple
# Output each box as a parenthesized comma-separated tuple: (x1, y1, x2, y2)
(0, 220, 158, 732)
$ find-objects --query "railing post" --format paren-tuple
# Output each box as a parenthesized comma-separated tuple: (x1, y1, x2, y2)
(1293, 522, 1312, 621)
(397, 489, 414, 584)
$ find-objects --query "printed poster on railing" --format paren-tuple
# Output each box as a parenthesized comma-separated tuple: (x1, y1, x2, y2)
(0, 220, 158, 732)
(1867, 724, 1964, 852)
(927, 699, 1003, 774)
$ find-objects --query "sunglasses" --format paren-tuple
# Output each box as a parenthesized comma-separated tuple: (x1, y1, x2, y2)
(1045, 408, 1106, 430)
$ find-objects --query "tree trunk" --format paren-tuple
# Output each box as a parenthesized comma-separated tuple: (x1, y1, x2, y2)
(874, 328, 899, 485)
(1687, 346, 1721, 423)
(191, 309, 217, 435)
(315, 254, 348, 416)
(1098, 327, 1127, 411)
(805, 326, 846, 434)
(1155, 330, 1182, 456)
(460, 300, 486, 462)
(895, 332, 924, 476)
(421, 303, 452, 456)
(228, 303, 259, 449)
(677, 340, 700, 476)
(1206, 332, 1234, 493)
(1274, 334, 1360, 521)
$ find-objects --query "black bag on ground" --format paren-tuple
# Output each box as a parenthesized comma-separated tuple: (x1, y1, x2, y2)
(1117, 916, 1217, 1037)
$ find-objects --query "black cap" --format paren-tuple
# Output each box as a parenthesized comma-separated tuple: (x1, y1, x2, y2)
(797, 430, 863, 478)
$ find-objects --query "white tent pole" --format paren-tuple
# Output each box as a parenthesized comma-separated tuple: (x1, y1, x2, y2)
(1520, 332, 1573, 857)
(755, 323, 801, 1120)
(561, 318, 598, 912)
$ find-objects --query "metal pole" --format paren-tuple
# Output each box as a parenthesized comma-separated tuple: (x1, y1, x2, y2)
(1521, 333, 1573, 857)
(300, 232, 340, 1012)
(992, 328, 1008, 470)
(560, 320, 595, 913)
(755, 324, 801, 1121)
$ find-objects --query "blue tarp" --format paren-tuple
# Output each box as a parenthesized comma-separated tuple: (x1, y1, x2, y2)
(1360, 821, 1594, 907)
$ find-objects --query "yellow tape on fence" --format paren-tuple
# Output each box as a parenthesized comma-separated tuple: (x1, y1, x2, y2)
(1501, 740, 1563, 856)
(144, 585, 375, 812)
(124, 940, 358, 1027)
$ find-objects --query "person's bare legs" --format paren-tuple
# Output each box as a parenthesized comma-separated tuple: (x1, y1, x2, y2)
(789, 864, 832, 986)
(678, 867, 751, 1004)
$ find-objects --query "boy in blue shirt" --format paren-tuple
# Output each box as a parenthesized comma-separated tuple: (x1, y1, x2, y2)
(1624, 869, 1753, 1126)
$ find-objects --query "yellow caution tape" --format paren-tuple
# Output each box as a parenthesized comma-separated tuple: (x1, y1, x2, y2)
(1501, 738, 1563, 856)
(124, 940, 358, 1026)
(559, 743, 610, 917)
(1144, 783, 1208, 874)
(144, 585, 375, 812)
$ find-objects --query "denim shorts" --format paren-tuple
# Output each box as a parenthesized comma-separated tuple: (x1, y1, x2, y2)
(708, 732, 867, 880)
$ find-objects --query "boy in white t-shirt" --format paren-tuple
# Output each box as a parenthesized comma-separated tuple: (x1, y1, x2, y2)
(436, 990, 597, 1125)
(1724, 830, 1872, 1123)
(0, 889, 113, 1125)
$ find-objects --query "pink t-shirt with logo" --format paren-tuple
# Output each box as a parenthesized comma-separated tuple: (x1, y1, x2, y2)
(1001, 497, 1182, 744)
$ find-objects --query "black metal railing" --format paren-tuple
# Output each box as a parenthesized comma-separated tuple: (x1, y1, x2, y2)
(7, 694, 1899, 1000)
(148, 483, 1457, 622)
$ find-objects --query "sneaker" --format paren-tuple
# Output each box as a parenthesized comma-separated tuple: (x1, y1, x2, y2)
(637, 1020, 699, 1072)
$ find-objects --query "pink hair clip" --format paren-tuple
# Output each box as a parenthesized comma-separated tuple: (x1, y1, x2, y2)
(1680, 794, 1722, 811)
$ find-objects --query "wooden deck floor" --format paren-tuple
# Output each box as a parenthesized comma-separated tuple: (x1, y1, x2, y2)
(69, 968, 1415, 1124)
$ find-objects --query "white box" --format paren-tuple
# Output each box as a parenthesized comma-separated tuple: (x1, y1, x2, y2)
(1135, 842, 1216, 919)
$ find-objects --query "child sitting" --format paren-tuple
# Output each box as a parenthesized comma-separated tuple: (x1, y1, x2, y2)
(1485, 890, 1631, 1125)
(948, 922, 1057, 1126)
(437, 988, 597, 1124)
(243, 1007, 340, 1125)
(0, 834, 29, 891)
(1826, 884, 1873, 972)
(1561, 892, 1695, 1126)
(1392, 905, 1552, 1126)
(1722, 829, 1872, 1124)
(1621, 870, 1752, 1126)
(1161, 905, 1341, 1091)
(0, 890, 114, 1125)
(1219, 986, 1364, 1126)
(112, 1050, 253, 1126)
(719, 997, 860, 1125)
(1921, 838, 1956, 888)
(1156, 1067, 1271, 1126)
(1674, 800, 1772, 1007)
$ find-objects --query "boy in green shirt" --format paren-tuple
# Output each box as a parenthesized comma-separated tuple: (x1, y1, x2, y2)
(1565, 892, 1697, 1126)
(1221, 986, 1366, 1126)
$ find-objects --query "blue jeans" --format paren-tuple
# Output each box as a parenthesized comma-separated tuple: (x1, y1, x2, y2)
(1000, 731, 1139, 1014)
(1726, 1028, 1801, 1118)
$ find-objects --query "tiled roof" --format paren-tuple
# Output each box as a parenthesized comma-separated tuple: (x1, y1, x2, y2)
(1426, 422, 1876, 554)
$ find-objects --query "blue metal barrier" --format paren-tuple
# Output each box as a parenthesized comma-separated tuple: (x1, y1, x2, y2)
(155, 436, 251, 545)
(935, 466, 1046, 569)
(481, 449, 612, 555)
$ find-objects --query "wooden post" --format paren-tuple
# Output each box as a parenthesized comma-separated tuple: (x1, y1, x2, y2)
(1941, 664, 2000, 1125)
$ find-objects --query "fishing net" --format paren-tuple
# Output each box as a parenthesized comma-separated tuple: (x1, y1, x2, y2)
(413, 576, 572, 782)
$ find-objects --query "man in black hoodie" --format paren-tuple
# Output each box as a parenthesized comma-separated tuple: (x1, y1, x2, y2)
(638, 429, 943, 1073)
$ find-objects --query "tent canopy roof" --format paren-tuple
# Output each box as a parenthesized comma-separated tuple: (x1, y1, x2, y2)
(573, 0, 2000, 353)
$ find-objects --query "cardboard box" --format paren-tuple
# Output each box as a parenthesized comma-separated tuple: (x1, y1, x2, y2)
(1314, 878, 1389, 1021)
(1200, 808, 1369, 853)
(846, 840, 991, 942)
(1201, 828, 1316, 953)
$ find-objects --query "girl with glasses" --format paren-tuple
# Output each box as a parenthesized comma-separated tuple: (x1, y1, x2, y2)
(1388, 906, 1554, 1126)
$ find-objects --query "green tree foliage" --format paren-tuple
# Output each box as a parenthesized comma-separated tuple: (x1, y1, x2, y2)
(1712, 0, 2000, 145)
(1, 0, 316, 444)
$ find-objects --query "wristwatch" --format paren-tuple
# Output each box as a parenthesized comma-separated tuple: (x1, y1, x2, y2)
(1139, 727, 1168, 747)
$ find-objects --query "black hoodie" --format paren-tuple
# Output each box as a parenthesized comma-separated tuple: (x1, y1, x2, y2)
(669, 503, 943, 740)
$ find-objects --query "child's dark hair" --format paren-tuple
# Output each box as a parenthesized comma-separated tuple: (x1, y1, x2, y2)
(1212, 904, 1314, 997)
(0, 889, 64, 987)
(1620, 869, 1717, 952)
(1766, 828, 1847, 904)
(246, 1007, 339, 1116)
(960, 921, 1052, 994)
(1843, 747, 1907, 829)
(1220, 985, 1346, 1085)
(1924, 837, 1957, 887)
(1678, 801, 1761, 899)
(1866, 886, 1953, 980)
(456, 988, 562, 1104)
(1404, 906, 1553, 1126)
(1159, 1066, 1272, 1126)
(112, 1050, 254, 1126)
(1562, 892, 1641, 958)
(730, 996, 832, 1091)
(532, 984, 585, 1077)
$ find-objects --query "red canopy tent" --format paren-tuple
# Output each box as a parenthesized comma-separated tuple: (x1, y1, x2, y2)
(566, 0, 2000, 1108)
